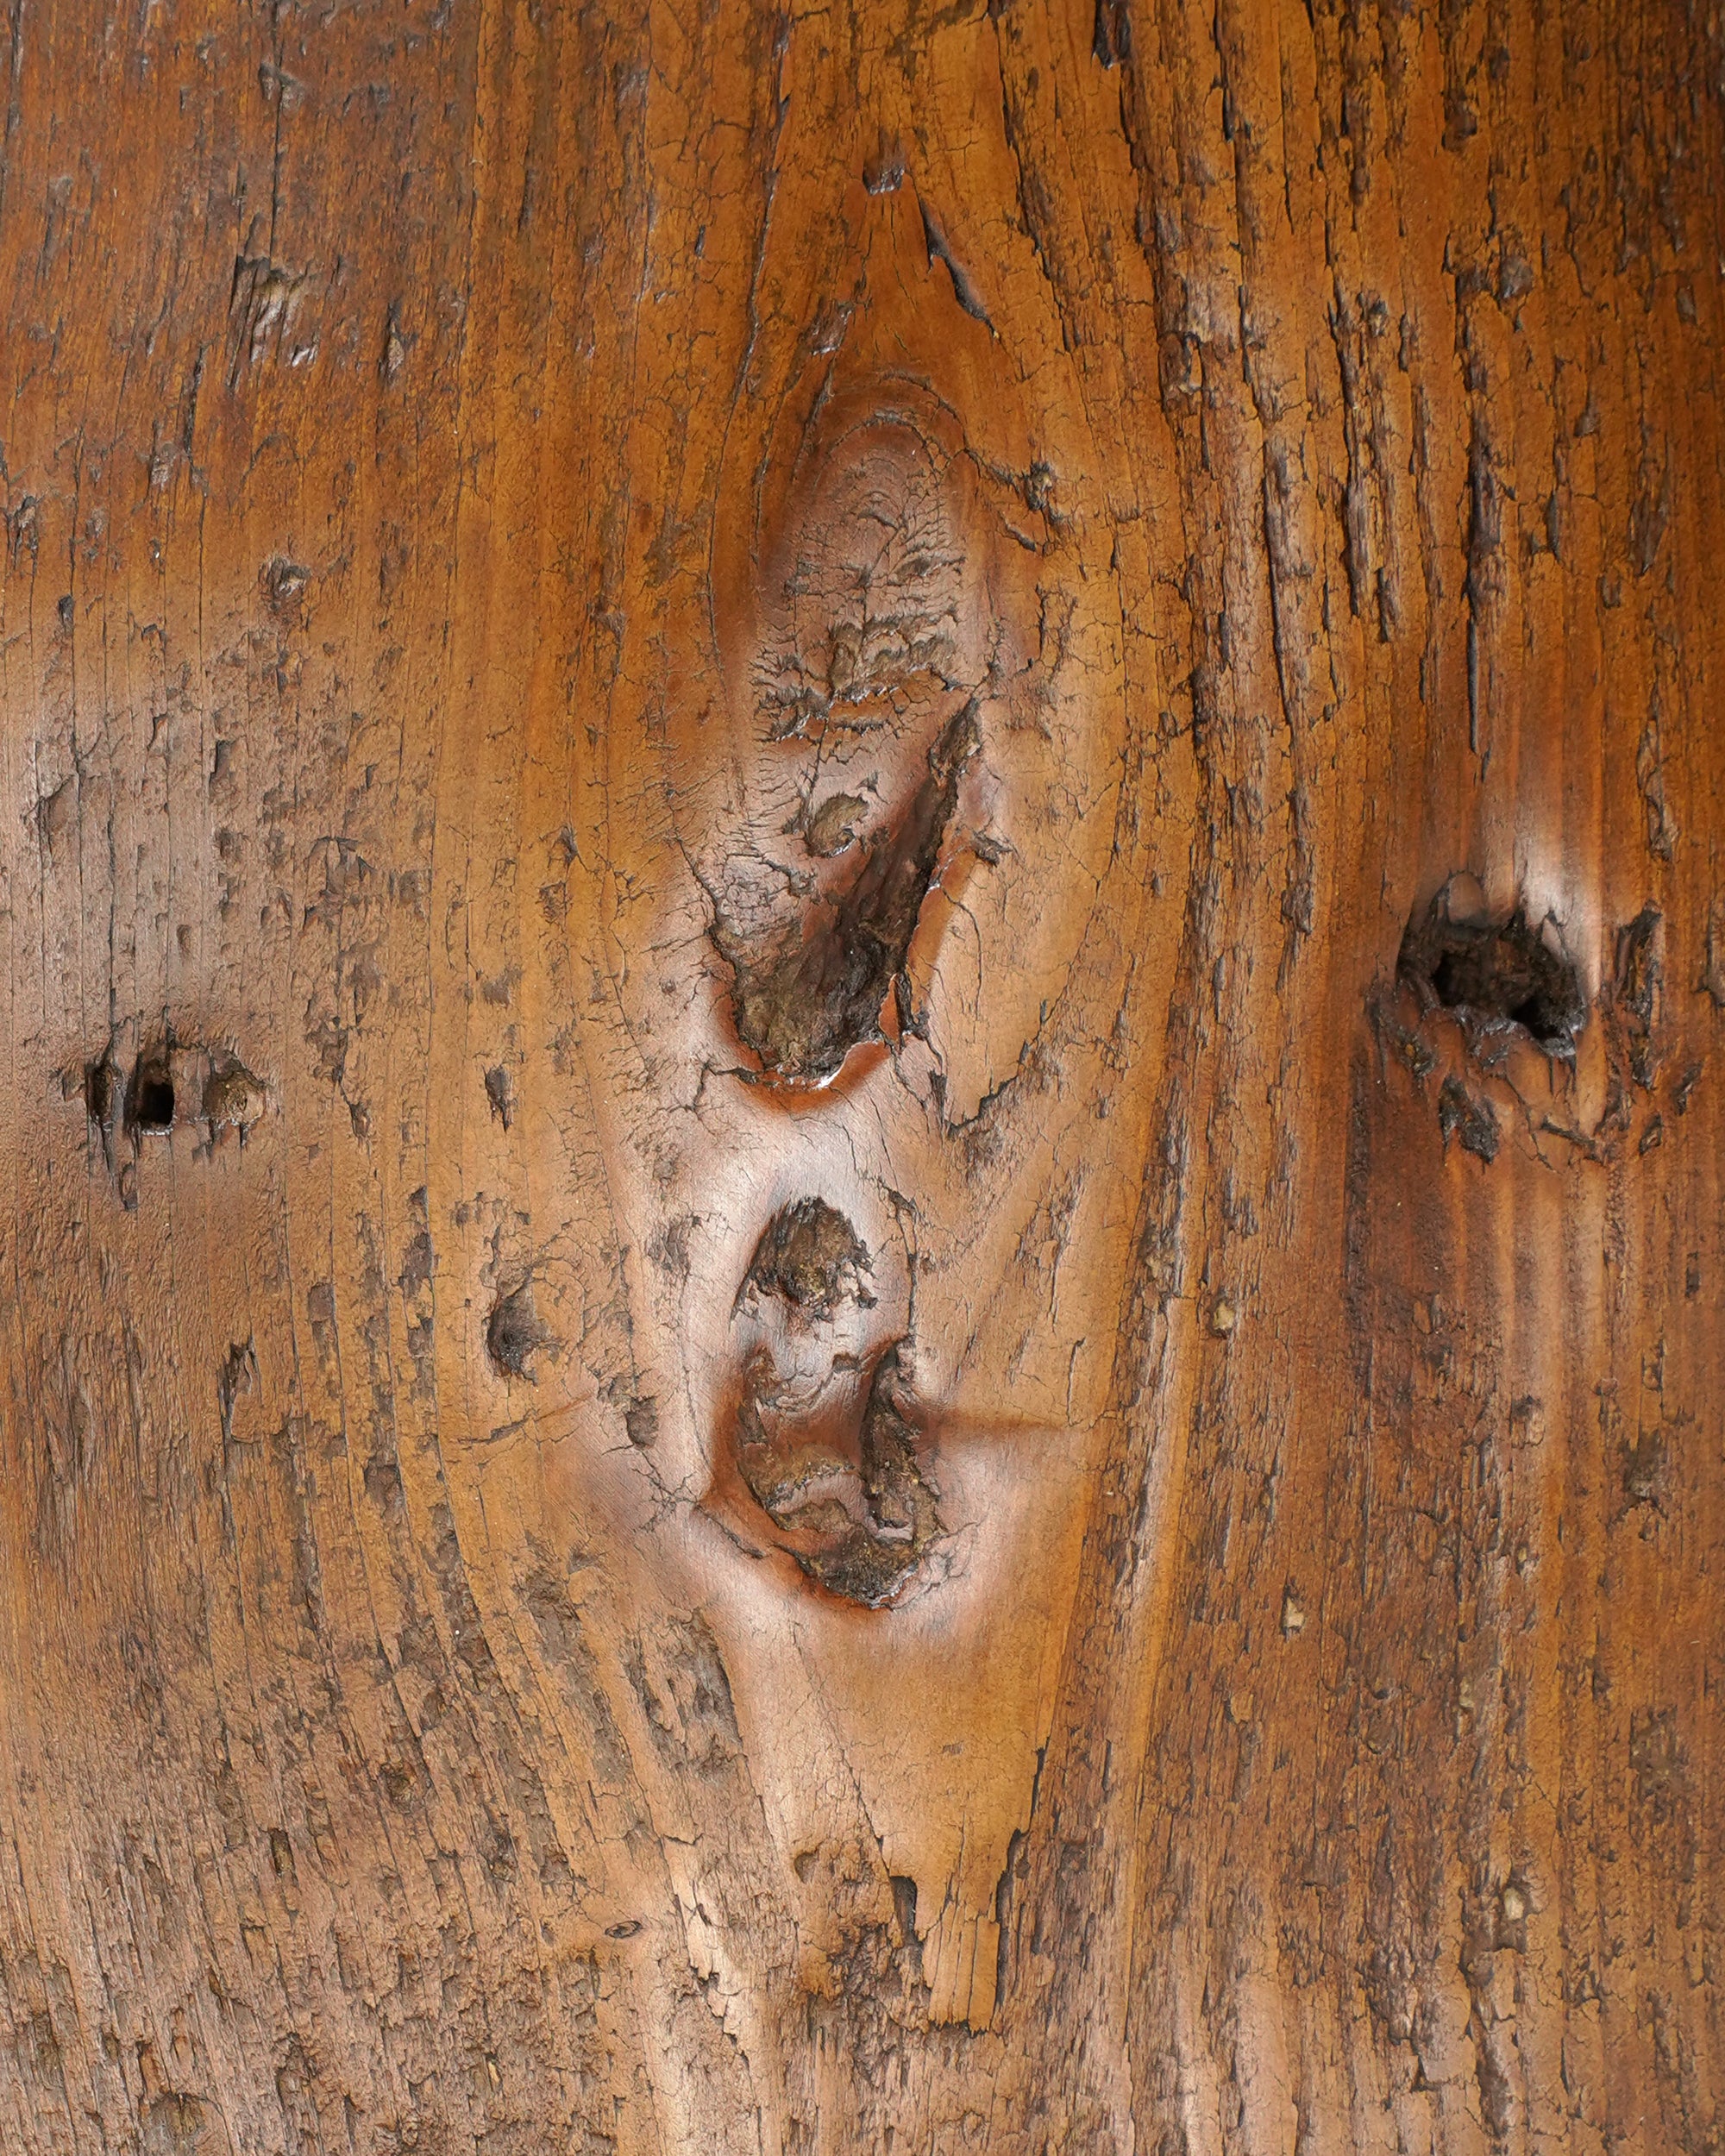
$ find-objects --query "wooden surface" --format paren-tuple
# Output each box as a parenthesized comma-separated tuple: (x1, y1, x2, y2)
(0, 2, 1720, 2150)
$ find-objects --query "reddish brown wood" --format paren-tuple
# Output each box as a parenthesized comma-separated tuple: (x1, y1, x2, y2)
(0, 3, 1720, 2150)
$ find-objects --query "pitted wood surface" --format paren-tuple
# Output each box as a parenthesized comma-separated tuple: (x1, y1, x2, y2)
(0, 2, 1720, 2151)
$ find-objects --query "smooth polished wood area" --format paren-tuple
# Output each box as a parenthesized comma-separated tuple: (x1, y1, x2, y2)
(0, 3, 1720, 2151)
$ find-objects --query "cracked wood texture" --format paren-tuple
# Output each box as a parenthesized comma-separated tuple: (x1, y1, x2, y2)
(0, 1, 1722, 2151)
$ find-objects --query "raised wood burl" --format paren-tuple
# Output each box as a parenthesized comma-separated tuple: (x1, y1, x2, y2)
(0, 3, 1720, 2152)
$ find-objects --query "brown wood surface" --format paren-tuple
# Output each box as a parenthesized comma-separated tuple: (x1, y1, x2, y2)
(0, 2, 1721, 2150)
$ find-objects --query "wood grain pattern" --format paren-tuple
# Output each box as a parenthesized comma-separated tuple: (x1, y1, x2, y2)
(0, 2, 1720, 2149)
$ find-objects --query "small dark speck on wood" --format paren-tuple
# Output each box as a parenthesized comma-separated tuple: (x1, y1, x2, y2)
(863, 138, 905, 195)
(203, 1055, 267, 1138)
(258, 62, 304, 112)
(217, 1339, 258, 1443)
(1437, 1074, 1500, 1163)
(1612, 906, 1664, 1089)
(37, 774, 76, 849)
(1093, 0, 1132, 67)
(263, 558, 310, 618)
(487, 1282, 546, 1377)
(380, 308, 406, 384)
(85, 1048, 122, 1170)
(485, 1065, 514, 1130)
